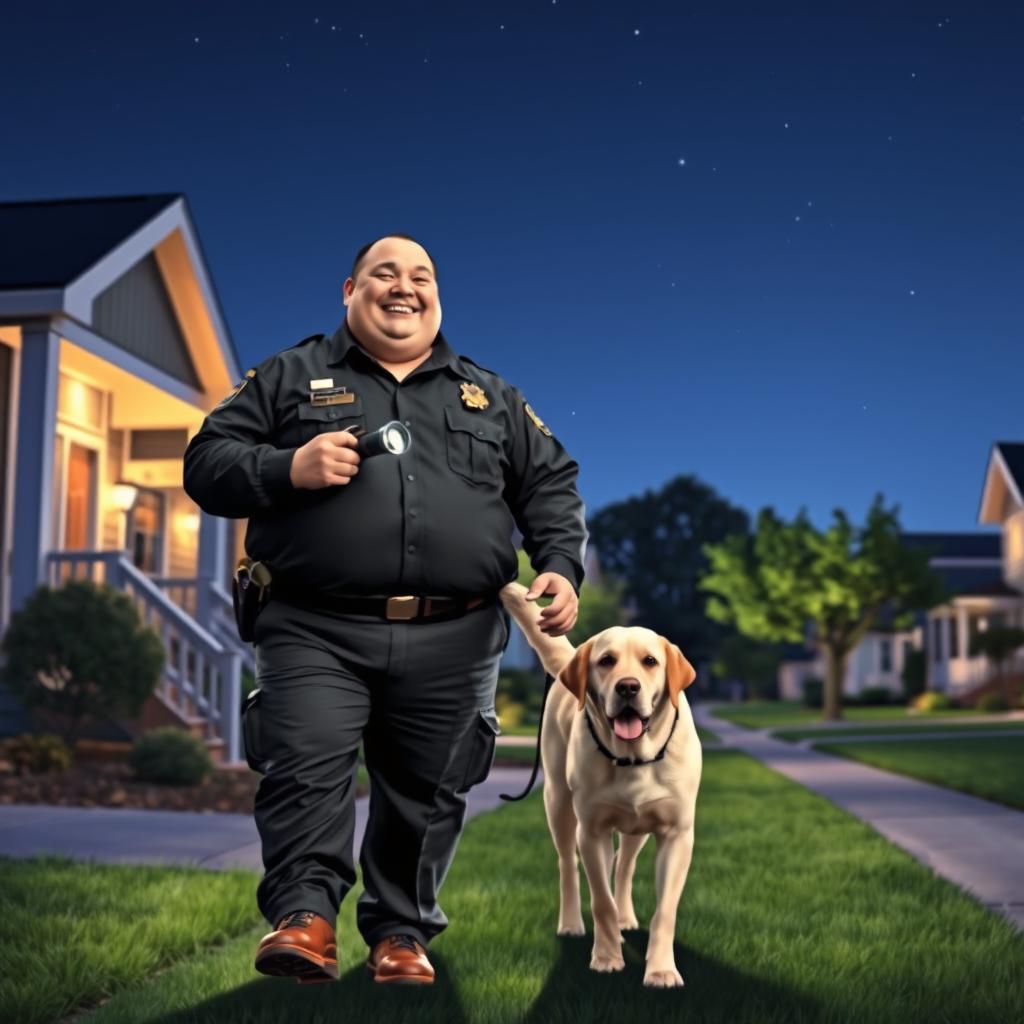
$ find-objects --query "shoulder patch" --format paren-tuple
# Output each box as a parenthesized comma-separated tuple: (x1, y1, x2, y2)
(216, 371, 254, 409)
(524, 400, 553, 437)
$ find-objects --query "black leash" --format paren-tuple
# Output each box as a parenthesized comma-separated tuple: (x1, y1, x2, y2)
(499, 672, 555, 801)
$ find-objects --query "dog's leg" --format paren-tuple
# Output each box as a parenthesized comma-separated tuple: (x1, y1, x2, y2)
(577, 823, 625, 972)
(544, 781, 585, 935)
(643, 825, 695, 988)
(613, 832, 649, 930)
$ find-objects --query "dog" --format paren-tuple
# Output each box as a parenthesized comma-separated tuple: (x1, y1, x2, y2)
(498, 581, 700, 988)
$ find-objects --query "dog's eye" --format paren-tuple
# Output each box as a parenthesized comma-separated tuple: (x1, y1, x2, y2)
(643, 656, 658, 666)
(597, 654, 615, 666)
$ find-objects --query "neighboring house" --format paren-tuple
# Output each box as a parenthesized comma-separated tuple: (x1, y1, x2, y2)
(0, 194, 253, 760)
(777, 531, 1007, 702)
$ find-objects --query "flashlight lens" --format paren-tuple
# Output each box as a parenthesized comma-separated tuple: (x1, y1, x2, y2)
(384, 426, 406, 453)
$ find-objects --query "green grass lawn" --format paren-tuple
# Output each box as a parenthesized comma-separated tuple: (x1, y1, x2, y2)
(713, 700, 990, 730)
(814, 737, 1024, 811)
(775, 721, 1024, 743)
(3, 750, 1022, 1023)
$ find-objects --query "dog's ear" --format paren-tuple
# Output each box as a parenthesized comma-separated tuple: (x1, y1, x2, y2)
(664, 640, 697, 708)
(557, 638, 594, 712)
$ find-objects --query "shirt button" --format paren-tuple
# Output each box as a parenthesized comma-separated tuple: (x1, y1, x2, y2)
(407, 544, 416, 553)
(407, 473, 415, 481)
(476, 429, 483, 436)
(404, 420, 410, 426)
(409, 509, 418, 517)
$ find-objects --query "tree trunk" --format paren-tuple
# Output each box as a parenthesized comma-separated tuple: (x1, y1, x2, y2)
(823, 647, 846, 721)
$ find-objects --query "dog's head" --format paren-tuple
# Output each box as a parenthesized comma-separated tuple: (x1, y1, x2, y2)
(557, 627, 696, 742)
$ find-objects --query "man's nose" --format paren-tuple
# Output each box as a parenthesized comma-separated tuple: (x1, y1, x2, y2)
(615, 678, 640, 698)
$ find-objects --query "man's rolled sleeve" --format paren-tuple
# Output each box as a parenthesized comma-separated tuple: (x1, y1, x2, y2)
(183, 359, 295, 518)
(503, 385, 588, 595)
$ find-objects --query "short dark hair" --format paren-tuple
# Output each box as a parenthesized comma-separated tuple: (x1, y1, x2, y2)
(351, 234, 438, 285)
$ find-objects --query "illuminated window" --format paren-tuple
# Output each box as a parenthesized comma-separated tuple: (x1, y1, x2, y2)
(57, 374, 104, 432)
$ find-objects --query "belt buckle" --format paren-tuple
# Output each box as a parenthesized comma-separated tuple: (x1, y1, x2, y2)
(386, 595, 420, 621)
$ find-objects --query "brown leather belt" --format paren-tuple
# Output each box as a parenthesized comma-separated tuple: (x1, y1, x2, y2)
(271, 583, 492, 622)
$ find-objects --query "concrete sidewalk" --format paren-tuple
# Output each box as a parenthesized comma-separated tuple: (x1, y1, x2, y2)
(695, 701, 1024, 932)
(0, 766, 543, 874)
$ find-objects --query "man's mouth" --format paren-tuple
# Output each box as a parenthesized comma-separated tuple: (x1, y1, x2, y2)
(381, 303, 418, 316)
(608, 708, 650, 742)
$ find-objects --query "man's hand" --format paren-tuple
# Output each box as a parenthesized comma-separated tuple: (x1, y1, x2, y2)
(289, 429, 362, 489)
(525, 572, 578, 637)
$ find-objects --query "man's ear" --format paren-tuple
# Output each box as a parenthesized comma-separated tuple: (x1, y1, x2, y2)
(558, 638, 594, 712)
(664, 640, 697, 709)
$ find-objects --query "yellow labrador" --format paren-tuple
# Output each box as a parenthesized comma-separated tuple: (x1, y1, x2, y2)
(498, 582, 700, 988)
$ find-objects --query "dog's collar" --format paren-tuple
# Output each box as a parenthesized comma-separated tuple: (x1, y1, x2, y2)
(584, 707, 680, 767)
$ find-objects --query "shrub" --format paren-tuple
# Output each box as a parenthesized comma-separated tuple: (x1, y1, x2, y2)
(1, 580, 165, 747)
(901, 649, 926, 702)
(2, 733, 73, 775)
(859, 686, 893, 706)
(495, 694, 525, 729)
(801, 677, 824, 708)
(913, 691, 952, 712)
(977, 692, 1008, 712)
(497, 668, 545, 723)
(128, 727, 213, 785)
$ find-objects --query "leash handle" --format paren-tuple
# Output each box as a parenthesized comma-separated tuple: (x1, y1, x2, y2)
(499, 672, 554, 801)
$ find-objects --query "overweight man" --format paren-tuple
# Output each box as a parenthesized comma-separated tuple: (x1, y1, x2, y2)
(183, 234, 588, 985)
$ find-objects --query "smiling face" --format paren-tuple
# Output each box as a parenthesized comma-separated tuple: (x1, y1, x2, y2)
(342, 236, 442, 361)
(558, 627, 697, 743)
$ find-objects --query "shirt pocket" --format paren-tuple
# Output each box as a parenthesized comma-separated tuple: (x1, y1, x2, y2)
(295, 397, 366, 442)
(444, 405, 503, 486)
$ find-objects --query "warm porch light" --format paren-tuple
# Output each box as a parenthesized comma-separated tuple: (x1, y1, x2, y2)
(112, 482, 138, 512)
(178, 512, 200, 532)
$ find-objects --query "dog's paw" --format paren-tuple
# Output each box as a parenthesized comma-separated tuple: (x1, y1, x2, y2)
(590, 953, 626, 972)
(617, 911, 639, 930)
(643, 967, 684, 988)
(557, 920, 585, 937)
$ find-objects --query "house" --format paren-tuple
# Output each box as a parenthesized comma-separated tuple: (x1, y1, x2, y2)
(0, 194, 258, 761)
(0, 192, 596, 758)
(777, 531, 1007, 702)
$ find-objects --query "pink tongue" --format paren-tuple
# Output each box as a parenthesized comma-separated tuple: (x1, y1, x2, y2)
(613, 712, 643, 741)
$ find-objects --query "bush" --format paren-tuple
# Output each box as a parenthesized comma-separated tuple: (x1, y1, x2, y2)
(901, 649, 926, 702)
(495, 694, 525, 729)
(1, 733, 73, 775)
(497, 668, 545, 723)
(859, 686, 893, 706)
(801, 677, 824, 708)
(1, 580, 165, 747)
(977, 693, 1008, 712)
(913, 691, 952, 713)
(128, 727, 213, 785)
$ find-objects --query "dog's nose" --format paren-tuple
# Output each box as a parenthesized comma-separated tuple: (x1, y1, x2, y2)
(615, 678, 641, 698)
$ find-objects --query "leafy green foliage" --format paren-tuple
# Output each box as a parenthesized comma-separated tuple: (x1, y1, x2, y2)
(128, 727, 213, 785)
(1, 733, 73, 774)
(1, 581, 165, 747)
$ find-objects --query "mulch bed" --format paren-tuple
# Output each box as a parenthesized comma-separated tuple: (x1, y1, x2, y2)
(0, 759, 266, 815)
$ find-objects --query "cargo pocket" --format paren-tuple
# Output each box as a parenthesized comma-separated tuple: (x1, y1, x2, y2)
(444, 405, 503, 485)
(456, 708, 501, 793)
(241, 688, 266, 774)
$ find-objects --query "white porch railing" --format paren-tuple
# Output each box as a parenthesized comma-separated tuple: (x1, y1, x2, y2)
(45, 552, 244, 763)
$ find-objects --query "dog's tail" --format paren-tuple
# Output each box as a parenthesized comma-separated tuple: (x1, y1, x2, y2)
(498, 581, 576, 677)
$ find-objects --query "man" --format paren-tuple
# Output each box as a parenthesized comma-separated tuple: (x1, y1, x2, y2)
(182, 234, 588, 985)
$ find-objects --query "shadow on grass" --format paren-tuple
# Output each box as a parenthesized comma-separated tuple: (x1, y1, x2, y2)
(519, 930, 823, 1024)
(145, 951, 468, 1024)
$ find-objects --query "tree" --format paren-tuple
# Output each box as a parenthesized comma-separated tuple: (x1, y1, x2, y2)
(712, 633, 786, 701)
(698, 494, 950, 721)
(970, 625, 1024, 707)
(1, 580, 165, 748)
(585, 474, 750, 666)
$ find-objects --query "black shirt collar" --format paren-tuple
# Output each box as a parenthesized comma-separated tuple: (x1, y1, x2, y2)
(326, 317, 468, 378)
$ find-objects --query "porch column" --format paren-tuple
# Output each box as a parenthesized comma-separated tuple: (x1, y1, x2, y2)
(196, 509, 228, 623)
(10, 323, 60, 615)
(955, 606, 968, 662)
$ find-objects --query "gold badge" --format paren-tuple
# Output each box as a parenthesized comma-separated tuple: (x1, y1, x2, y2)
(460, 381, 489, 410)
(524, 401, 552, 437)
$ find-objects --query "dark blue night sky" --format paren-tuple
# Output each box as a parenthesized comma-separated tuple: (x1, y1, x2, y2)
(4, 3, 1021, 534)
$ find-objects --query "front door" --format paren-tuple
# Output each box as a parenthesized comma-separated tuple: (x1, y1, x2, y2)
(128, 489, 165, 575)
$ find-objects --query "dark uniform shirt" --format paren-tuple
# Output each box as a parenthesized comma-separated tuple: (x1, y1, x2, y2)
(183, 318, 588, 598)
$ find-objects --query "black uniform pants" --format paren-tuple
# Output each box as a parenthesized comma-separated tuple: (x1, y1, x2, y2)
(242, 594, 509, 949)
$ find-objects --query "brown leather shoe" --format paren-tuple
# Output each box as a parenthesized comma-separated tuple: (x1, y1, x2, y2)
(254, 910, 338, 984)
(366, 934, 435, 984)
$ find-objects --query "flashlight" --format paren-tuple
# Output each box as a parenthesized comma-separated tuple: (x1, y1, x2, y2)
(349, 420, 412, 458)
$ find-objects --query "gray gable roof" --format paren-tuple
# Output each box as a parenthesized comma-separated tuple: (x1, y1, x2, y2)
(899, 531, 1001, 560)
(0, 193, 181, 289)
